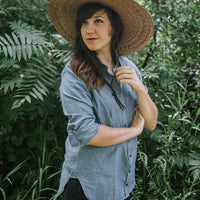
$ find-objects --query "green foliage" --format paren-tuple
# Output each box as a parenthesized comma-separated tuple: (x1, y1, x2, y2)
(129, 1, 200, 199)
(0, 1, 69, 199)
(0, 21, 50, 61)
(0, 0, 199, 199)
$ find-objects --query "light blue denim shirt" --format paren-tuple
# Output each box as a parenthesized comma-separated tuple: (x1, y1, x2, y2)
(58, 55, 146, 200)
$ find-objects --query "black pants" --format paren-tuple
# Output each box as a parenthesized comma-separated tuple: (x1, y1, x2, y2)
(63, 178, 88, 200)
(63, 178, 132, 200)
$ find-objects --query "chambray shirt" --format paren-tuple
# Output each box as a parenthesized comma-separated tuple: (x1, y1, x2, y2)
(58, 55, 146, 200)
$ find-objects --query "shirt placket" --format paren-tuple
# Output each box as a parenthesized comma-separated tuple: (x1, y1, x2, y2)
(113, 82, 134, 197)
(124, 139, 134, 196)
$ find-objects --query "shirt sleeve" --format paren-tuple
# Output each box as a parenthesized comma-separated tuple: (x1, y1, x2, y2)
(60, 62, 100, 146)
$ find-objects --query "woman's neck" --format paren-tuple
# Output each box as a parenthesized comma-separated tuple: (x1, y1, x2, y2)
(97, 52, 115, 74)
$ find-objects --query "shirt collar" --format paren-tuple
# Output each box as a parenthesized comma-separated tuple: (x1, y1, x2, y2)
(98, 51, 120, 75)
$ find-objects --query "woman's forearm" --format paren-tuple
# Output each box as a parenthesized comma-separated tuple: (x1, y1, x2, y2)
(87, 110, 144, 147)
(136, 87, 158, 131)
(87, 124, 142, 147)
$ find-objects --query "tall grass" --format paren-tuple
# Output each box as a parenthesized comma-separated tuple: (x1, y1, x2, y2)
(0, 137, 64, 200)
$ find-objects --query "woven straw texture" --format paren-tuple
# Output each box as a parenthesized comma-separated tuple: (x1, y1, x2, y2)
(47, 0, 154, 56)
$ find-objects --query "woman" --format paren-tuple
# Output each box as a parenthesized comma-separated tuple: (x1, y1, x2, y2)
(47, 1, 158, 200)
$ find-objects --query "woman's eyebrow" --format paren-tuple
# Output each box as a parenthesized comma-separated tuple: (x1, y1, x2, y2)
(93, 15, 105, 19)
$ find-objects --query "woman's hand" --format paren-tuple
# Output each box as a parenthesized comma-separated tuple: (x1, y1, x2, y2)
(130, 107, 144, 136)
(116, 66, 158, 131)
(115, 66, 145, 93)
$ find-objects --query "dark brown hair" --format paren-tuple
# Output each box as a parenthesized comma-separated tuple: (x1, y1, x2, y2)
(70, 3, 123, 89)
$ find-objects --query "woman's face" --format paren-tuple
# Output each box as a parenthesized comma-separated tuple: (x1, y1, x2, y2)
(81, 9, 113, 56)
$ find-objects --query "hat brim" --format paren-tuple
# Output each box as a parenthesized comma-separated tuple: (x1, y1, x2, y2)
(47, 0, 154, 56)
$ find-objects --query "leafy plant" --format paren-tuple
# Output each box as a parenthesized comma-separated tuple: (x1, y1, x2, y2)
(0, 0, 199, 199)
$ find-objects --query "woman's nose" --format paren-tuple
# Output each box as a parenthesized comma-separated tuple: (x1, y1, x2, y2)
(85, 23, 95, 33)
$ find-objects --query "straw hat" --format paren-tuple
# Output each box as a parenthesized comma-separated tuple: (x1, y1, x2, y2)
(47, 0, 154, 56)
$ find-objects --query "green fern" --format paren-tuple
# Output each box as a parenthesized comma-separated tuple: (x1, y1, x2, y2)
(0, 57, 58, 110)
(51, 34, 73, 64)
(0, 33, 46, 61)
(0, 21, 51, 61)
(0, 59, 21, 94)
(11, 57, 57, 109)
(8, 20, 48, 44)
(188, 151, 200, 182)
(0, 21, 64, 110)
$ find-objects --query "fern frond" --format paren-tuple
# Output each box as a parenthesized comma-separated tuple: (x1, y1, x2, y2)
(52, 49, 72, 64)
(8, 20, 48, 45)
(49, 34, 73, 64)
(0, 32, 48, 61)
(0, 59, 18, 69)
(0, 59, 21, 94)
(11, 57, 58, 109)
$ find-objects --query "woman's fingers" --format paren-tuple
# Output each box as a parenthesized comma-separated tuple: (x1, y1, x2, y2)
(134, 105, 139, 114)
(131, 108, 144, 126)
(115, 66, 136, 84)
(115, 66, 144, 92)
(116, 66, 135, 81)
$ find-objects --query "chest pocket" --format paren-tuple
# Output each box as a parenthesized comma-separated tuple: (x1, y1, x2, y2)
(90, 85, 124, 127)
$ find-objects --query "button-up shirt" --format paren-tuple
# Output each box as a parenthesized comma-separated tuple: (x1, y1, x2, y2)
(58, 55, 146, 200)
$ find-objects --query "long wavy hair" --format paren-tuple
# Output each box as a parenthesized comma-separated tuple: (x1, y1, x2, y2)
(70, 3, 123, 90)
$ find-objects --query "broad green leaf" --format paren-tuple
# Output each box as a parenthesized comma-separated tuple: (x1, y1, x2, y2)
(5, 34, 14, 45)
(7, 45, 13, 57)
(22, 44, 27, 61)
(11, 99, 25, 109)
(41, 67, 55, 79)
(37, 80, 48, 92)
(32, 87, 44, 101)
(0, 36, 9, 45)
(27, 45, 32, 59)
(12, 45, 17, 60)
(39, 45, 44, 54)
(33, 45, 39, 57)
(3, 83, 9, 94)
(39, 75, 53, 87)
(29, 91, 38, 99)
(27, 37, 32, 45)
(35, 84, 47, 96)
(9, 80, 16, 91)
(25, 95, 31, 103)
(16, 45, 22, 61)
(20, 34, 25, 45)
(12, 33, 20, 45)
(2, 46, 8, 57)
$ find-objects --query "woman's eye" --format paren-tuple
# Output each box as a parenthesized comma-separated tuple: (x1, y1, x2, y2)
(95, 19, 103, 23)
(81, 21, 87, 25)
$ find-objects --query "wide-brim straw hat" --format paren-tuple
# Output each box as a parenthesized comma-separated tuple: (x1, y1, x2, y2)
(47, 0, 154, 56)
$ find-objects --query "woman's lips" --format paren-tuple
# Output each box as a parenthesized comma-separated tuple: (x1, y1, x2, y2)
(87, 38, 97, 42)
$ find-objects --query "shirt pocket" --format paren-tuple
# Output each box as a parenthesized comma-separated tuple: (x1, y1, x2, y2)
(91, 87, 123, 127)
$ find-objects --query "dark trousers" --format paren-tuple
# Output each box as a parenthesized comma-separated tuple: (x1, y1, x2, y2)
(63, 178, 132, 200)
(63, 178, 88, 200)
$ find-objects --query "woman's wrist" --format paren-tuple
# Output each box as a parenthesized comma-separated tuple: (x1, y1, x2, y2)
(130, 125, 144, 137)
(134, 84, 146, 95)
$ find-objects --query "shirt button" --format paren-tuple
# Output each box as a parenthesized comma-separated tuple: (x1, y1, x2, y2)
(124, 124, 126, 127)
(129, 170, 131, 173)
(129, 154, 132, 158)
(126, 183, 128, 186)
